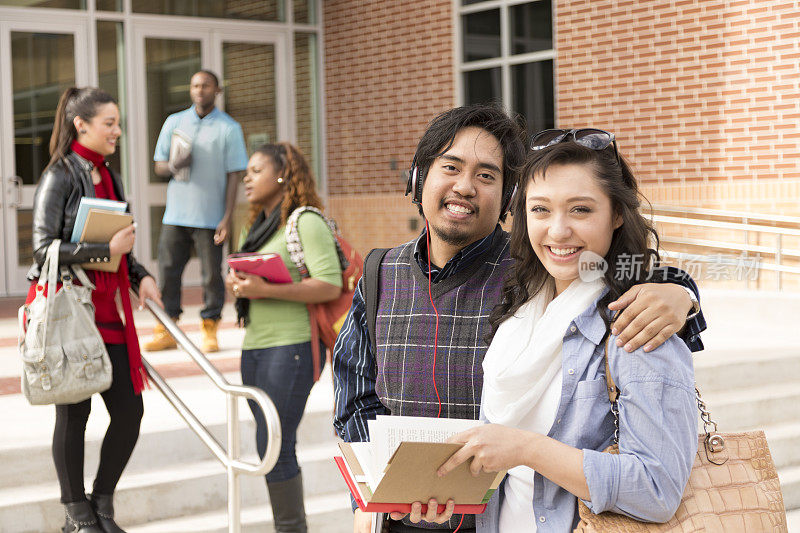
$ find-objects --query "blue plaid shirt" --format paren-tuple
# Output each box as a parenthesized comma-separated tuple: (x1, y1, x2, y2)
(333, 227, 706, 444)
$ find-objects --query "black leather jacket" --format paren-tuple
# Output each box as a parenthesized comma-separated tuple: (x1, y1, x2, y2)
(27, 151, 151, 290)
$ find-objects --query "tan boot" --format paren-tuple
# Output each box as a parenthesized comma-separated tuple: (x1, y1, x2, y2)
(201, 318, 220, 352)
(143, 323, 177, 351)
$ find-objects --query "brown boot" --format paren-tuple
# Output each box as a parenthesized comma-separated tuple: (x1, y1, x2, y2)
(142, 323, 177, 351)
(201, 318, 220, 352)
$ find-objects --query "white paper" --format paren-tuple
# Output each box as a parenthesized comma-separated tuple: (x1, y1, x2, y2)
(349, 441, 376, 486)
(364, 415, 481, 489)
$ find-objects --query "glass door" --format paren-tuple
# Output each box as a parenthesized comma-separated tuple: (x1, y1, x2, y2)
(130, 25, 204, 274)
(0, 19, 89, 295)
(212, 29, 289, 246)
(129, 22, 287, 278)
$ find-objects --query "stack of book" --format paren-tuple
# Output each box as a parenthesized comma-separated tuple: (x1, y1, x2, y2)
(335, 415, 506, 515)
(70, 197, 132, 272)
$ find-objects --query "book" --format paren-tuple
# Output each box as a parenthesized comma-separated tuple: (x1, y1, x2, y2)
(169, 129, 192, 182)
(70, 197, 127, 243)
(79, 209, 134, 272)
(227, 252, 293, 284)
(334, 415, 505, 515)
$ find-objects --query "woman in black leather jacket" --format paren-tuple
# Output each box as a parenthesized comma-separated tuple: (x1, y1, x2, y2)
(28, 87, 162, 533)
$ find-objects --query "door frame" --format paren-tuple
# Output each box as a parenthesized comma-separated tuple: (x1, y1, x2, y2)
(128, 19, 291, 279)
(0, 12, 91, 295)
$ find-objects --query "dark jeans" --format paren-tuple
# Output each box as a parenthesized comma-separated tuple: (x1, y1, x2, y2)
(52, 344, 144, 503)
(157, 223, 224, 321)
(241, 341, 324, 483)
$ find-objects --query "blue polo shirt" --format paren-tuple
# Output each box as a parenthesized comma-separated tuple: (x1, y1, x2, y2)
(154, 106, 248, 229)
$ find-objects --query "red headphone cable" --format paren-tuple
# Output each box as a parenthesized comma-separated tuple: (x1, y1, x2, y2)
(427, 222, 464, 531)
(425, 221, 442, 419)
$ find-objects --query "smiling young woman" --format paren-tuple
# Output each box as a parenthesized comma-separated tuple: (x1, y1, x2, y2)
(524, 163, 622, 296)
(29, 86, 162, 533)
(438, 134, 698, 533)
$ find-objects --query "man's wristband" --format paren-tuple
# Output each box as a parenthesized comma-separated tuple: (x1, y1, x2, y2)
(682, 285, 700, 319)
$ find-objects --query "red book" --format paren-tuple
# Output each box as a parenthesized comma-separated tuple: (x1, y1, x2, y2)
(227, 252, 292, 283)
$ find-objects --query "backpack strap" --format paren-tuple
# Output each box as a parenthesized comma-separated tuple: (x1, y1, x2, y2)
(285, 206, 348, 279)
(363, 248, 390, 357)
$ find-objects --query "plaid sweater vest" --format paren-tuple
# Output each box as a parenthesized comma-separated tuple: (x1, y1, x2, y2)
(374, 231, 512, 421)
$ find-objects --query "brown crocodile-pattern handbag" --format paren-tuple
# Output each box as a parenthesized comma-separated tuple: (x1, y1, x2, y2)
(574, 340, 788, 532)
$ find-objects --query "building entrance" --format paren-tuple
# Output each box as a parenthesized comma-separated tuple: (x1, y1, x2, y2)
(0, 13, 90, 295)
(0, 3, 319, 297)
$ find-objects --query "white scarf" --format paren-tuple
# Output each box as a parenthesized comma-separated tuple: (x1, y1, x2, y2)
(483, 278, 606, 427)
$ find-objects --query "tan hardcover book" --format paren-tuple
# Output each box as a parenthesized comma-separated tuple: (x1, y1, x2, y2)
(335, 441, 505, 514)
(79, 208, 134, 273)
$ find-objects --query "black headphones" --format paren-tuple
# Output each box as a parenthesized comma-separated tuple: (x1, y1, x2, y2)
(405, 160, 517, 217)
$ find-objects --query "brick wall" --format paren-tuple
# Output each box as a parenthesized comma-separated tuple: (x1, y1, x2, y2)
(556, 0, 799, 201)
(320, 0, 800, 288)
(555, 0, 800, 289)
(322, 0, 456, 254)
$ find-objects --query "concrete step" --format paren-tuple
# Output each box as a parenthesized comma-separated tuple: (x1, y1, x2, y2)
(788, 508, 800, 532)
(126, 492, 353, 533)
(0, 365, 342, 532)
(0, 362, 337, 488)
(701, 381, 800, 432)
(781, 465, 800, 512)
(694, 347, 800, 393)
(0, 406, 335, 490)
(765, 422, 800, 471)
(0, 441, 344, 532)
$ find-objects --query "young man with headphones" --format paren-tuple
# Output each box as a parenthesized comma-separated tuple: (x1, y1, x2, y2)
(333, 105, 705, 533)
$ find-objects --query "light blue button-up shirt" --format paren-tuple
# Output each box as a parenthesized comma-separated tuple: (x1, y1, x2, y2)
(476, 292, 698, 532)
(154, 106, 248, 229)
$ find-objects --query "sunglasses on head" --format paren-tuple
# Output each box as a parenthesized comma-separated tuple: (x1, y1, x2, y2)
(530, 128, 621, 165)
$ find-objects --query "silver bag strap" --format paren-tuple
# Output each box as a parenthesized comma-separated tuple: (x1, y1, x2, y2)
(33, 239, 62, 347)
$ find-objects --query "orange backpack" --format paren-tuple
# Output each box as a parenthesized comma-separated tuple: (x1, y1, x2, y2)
(285, 207, 363, 380)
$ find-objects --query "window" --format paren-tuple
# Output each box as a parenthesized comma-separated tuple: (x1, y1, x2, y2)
(0, 0, 84, 8)
(131, 0, 284, 21)
(458, 0, 555, 138)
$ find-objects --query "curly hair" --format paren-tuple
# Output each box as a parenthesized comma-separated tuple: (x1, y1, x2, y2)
(488, 141, 662, 341)
(246, 142, 324, 225)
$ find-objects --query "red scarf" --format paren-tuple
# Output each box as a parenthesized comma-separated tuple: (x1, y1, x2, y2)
(70, 141, 148, 394)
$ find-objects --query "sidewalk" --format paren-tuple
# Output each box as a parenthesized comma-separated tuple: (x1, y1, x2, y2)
(0, 287, 798, 531)
(0, 294, 348, 532)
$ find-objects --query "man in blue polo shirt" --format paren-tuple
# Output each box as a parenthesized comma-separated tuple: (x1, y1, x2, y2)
(144, 69, 248, 353)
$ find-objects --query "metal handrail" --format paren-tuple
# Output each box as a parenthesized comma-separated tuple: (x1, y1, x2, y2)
(649, 204, 800, 227)
(651, 214, 800, 237)
(659, 236, 800, 261)
(142, 298, 281, 533)
(644, 206, 800, 290)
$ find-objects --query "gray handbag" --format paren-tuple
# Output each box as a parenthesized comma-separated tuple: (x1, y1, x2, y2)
(19, 239, 112, 405)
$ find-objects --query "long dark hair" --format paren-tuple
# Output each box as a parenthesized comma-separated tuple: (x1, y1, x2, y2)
(47, 87, 117, 171)
(489, 141, 661, 339)
(246, 142, 324, 225)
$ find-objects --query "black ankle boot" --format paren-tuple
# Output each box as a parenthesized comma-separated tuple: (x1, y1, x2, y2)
(266, 474, 308, 533)
(62, 500, 103, 533)
(88, 493, 126, 533)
